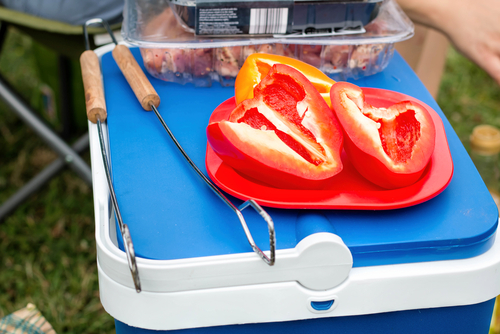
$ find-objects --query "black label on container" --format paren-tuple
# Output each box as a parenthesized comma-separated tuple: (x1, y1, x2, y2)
(195, 1, 293, 36)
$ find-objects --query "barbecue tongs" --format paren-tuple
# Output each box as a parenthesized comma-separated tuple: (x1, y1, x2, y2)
(80, 19, 276, 292)
(80, 19, 141, 292)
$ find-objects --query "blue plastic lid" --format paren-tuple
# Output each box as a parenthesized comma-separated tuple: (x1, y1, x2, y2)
(101, 48, 497, 267)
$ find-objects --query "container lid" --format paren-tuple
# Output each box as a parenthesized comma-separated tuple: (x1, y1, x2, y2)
(470, 124, 500, 155)
(100, 48, 498, 269)
(122, 0, 413, 48)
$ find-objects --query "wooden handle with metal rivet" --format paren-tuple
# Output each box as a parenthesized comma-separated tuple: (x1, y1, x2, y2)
(80, 50, 107, 123)
(112, 44, 160, 111)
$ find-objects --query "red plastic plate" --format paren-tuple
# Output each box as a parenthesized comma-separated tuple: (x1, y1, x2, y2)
(205, 88, 454, 210)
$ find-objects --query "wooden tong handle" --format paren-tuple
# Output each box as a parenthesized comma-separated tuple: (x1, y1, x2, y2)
(112, 45, 160, 111)
(80, 50, 107, 123)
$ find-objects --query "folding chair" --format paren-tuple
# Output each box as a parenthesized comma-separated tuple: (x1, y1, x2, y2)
(0, 6, 120, 219)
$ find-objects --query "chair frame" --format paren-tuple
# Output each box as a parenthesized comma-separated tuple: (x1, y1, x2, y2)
(0, 8, 119, 219)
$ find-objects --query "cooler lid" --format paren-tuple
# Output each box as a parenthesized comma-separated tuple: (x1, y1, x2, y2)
(101, 48, 498, 269)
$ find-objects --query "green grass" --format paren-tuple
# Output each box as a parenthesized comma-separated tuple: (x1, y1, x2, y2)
(0, 27, 499, 334)
(0, 29, 114, 333)
(438, 48, 500, 148)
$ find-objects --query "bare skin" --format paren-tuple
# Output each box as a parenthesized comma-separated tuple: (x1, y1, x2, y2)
(397, 0, 500, 85)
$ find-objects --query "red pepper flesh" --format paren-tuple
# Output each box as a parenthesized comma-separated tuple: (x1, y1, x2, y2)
(330, 82, 436, 189)
(207, 64, 343, 189)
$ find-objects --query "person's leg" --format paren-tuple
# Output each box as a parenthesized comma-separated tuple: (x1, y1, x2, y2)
(0, 0, 123, 26)
(395, 23, 450, 98)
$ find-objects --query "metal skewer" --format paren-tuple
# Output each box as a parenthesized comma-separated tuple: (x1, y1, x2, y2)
(80, 19, 141, 292)
(108, 32, 276, 265)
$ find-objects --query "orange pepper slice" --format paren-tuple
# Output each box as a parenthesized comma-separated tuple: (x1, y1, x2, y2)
(235, 53, 336, 107)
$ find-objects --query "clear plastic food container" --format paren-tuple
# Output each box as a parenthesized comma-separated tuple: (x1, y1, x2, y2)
(169, 0, 384, 37)
(122, 0, 414, 87)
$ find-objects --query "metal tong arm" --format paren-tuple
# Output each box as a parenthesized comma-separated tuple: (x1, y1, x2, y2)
(81, 18, 142, 292)
(151, 104, 275, 265)
(111, 44, 276, 265)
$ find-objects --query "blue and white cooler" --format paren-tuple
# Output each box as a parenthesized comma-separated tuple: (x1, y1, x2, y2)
(88, 44, 500, 334)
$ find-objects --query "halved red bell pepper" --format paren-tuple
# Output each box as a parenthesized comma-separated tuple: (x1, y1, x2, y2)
(235, 53, 336, 107)
(330, 82, 436, 189)
(207, 64, 343, 189)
